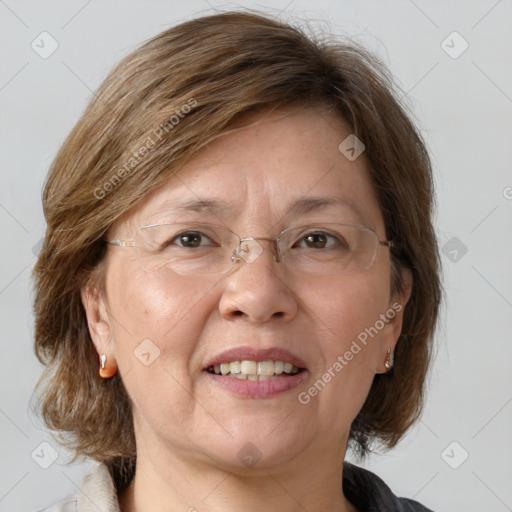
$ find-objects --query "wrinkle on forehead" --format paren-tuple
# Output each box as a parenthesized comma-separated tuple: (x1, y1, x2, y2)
(109, 107, 383, 239)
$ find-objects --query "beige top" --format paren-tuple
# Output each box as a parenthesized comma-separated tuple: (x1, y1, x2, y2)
(39, 463, 120, 512)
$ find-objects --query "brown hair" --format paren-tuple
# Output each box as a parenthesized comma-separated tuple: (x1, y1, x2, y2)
(32, 10, 441, 469)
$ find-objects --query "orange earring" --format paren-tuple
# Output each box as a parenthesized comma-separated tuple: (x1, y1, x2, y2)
(99, 353, 117, 378)
(384, 347, 394, 371)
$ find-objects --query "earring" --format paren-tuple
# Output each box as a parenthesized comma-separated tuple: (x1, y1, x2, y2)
(384, 347, 394, 371)
(99, 353, 116, 378)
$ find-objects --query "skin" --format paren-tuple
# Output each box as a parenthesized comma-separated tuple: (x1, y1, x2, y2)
(82, 106, 412, 512)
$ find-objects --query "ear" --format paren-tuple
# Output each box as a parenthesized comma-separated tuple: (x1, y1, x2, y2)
(81, 279, 117, 378)
(376, 266, 413, 374)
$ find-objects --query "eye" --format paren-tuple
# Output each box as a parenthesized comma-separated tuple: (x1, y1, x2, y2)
(170, 231, 216, 248)
(294, 230, 346, 250)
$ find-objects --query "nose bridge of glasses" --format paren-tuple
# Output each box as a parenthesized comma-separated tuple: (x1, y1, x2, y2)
(233, 237, 282, 265)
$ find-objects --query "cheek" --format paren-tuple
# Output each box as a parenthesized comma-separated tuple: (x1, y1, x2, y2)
(104, 265, 219, 425)
(301, 271, 391, 416)
(105, 263, 213, 372)
(305, 270, 390, 346)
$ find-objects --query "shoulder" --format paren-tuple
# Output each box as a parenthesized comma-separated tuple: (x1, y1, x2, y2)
(342, 461, 435, 512)
(36, 495, 77, 512)
(37, 463, 120, 512)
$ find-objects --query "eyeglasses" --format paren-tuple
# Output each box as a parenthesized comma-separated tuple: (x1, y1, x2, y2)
(106, 222, 393, 276)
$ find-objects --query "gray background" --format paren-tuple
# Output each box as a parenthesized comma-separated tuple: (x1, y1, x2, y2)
(1, 1, 511, 511)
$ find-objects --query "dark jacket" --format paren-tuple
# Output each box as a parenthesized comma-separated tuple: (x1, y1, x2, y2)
(343, 462, 434, 511)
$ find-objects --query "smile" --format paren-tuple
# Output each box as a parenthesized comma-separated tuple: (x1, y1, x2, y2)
(207, 359, 302, 380)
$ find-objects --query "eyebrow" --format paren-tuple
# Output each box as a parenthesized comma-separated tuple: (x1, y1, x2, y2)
(285, 196, 362, 218)
(149, 198, 233, 218)
(149, 195, 362, 221)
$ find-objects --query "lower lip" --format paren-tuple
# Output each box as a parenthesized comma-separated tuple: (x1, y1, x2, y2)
(204, 370, 309, 399)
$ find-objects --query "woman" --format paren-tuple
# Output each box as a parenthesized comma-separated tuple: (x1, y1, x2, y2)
(33, 10, 441, 512)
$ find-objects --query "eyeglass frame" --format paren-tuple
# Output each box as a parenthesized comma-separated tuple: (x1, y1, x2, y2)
(106, 222, 394, 275)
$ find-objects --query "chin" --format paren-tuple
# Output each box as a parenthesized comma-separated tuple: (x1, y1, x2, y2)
(197, 426, 308, 473)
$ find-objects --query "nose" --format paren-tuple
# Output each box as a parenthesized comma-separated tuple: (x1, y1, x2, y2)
(218, 239, 298, 323)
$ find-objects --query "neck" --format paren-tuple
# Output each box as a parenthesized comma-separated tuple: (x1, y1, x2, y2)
(118, 444, 358, 512)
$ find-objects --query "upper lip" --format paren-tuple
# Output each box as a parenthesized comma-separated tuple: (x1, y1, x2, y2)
(204, 346, 307, 370)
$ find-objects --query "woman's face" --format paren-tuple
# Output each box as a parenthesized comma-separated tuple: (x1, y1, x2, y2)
(84, 107, 409, 472)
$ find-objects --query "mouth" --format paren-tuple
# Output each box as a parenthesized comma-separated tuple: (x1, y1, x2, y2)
(203, 347, 308, 398)
(207, 359, 304, 381)
(203, 346, 307, 376)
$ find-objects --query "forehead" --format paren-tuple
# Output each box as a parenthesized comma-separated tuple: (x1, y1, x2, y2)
(117, 107, 384, 233)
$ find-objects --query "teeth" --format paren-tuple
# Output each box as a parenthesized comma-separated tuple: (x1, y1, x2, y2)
(241, 360, 257, 374)
(283, 362, 293, 373)
(208, 360, 301, 379)
(228, 373, 279, 381)
(257, 361, 274, 375)
(230, 361, 241, 374)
